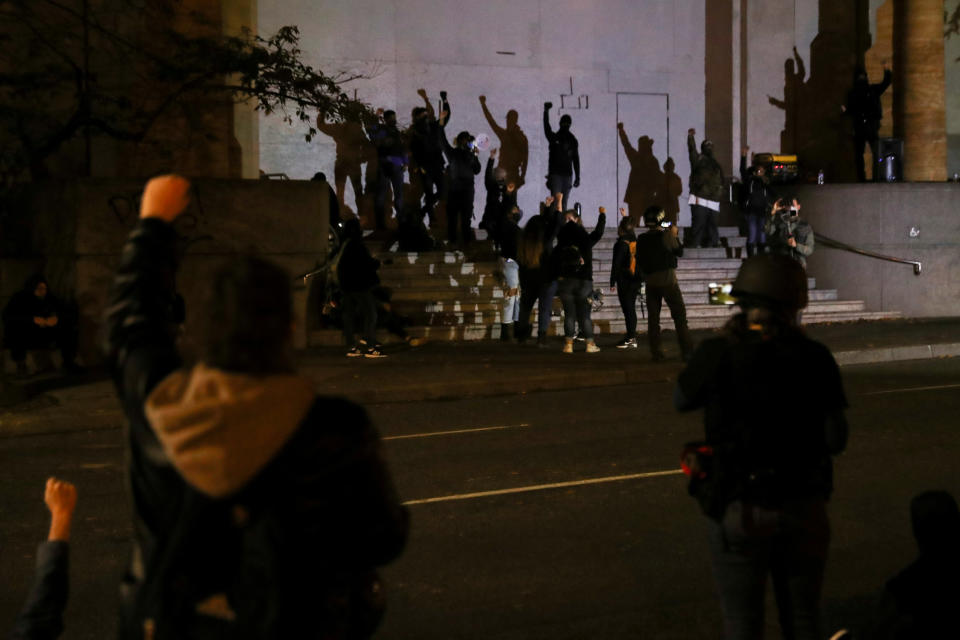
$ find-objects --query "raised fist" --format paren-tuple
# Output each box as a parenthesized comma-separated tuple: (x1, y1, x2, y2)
(479, 95, 486, 103)
(617, 122, 624, 130)
(544, 102, 553, 110)
(688, 128, 696, 137)
(417, 88, 427, 98)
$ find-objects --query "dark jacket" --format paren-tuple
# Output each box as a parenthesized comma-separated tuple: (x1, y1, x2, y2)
(555, 213, 606, 281)
(409, 119, 445, 173)
(103, 219, 409, 639)
(846, 69, 892, 127)
(367, 122, 406, 167)
(543, 111, 580, 179)
(739, 156, 776, 218)
(688, 135, 725, 202)
(610, 232, 641, 288)
(2, 276, 58, 342)
(9, 541, 69, 640)
(337, 237, 381, 293)
(635, 228, 683, 283)
(764, 214, 814, 267)
(517, 208, 563, 290)
(675, 316, 848, 511)
(441, 130, 481, 193)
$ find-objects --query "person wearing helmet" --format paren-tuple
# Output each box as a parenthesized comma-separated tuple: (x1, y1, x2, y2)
(441, 122, 482, 246)
(674, 254, 848, 640)
(634, 206, 693, 361)
(686, 128, 725, 248)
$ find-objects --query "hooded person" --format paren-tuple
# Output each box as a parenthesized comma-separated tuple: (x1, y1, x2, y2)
(543, 103, 580, 204)
(103, 175, 409, 639)
(686, 129, 725, 248)
(2, 274, 81, 376)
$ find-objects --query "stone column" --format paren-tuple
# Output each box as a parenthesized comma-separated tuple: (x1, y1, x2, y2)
(893, 0, 947, 181)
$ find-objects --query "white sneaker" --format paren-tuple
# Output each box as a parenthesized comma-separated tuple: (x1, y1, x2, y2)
(585, 341, 600, 353)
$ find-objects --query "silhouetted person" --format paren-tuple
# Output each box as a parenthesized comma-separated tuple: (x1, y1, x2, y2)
(480, 148, 517, 249)
(617, 123, 663, 223)
(543, 103, 580, 203)
(104, 176, 408, 638)
(516, 196, 563, 347)
(843, 64, 892, 182)
(656, 157, 683, 226)
(441, 126, 481, 247)
(311, 171, 341, 223)
(409, 90, 450, 225)
(554, 205, 605, 354)
(768, 47, 806, 155)
(479, 95, 528, 188)
(2, 275, 81, 376)
(872, 491, 960, 639)
(316, 114, 374, 213)
(338, 218, 387, 359)
(367, 109, 407, 230)
(686, 128, 725, 248)
(609, 211, 642, 349)
(8, 478, 77, 640)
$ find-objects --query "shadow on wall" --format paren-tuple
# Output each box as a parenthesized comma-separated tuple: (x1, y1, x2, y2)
(767, 0, 873, 183)
(616, 123, 682, 226)
(479, 95, 529, 191)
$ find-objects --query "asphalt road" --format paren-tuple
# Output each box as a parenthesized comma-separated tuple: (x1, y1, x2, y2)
(1, 358, 959, 639)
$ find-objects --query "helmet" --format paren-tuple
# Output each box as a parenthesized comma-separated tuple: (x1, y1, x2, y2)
(731, 254, 808, 311)
(642, 206, 666, 227)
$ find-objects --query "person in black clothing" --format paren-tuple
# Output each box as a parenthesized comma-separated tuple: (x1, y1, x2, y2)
(480, 148, 518, 250)
(103, 176, 409, 639)
(635, 206, 693, 362)
(872, 491, 960, 639)
(338, 218, 387, 358)
(543, 102, 580, 204)
(739, 146, 777, 257)
(609, 210, 643, 349)
(441, 126, 482, 246)
(843, 64, 892, 182)
(555, 205, 605, 353)
(8, 478, 77, 640)
(516, 196, 563, 347)
(367, 109, 408, 230)
(2, 275, 81, 376)
(675, 254, 848, 640)
(409, 90, 450, 225)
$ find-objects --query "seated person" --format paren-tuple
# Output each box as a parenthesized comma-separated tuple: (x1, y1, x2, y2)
(2, 275, 81, 375)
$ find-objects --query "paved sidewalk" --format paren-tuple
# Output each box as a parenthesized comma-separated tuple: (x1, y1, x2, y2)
(2, 318, 958, 411)
(298, 317, 960, 404)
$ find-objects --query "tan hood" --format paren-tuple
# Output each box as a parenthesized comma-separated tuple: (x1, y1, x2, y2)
(144, 363, 316, 498)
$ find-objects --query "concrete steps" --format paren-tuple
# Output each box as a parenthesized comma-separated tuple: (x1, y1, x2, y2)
(309, 226, 902, 346)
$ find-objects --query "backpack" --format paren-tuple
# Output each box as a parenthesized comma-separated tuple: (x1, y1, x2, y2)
(556, 244, 583, 278)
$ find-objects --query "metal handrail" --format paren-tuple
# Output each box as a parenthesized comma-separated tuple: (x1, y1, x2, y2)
(815, 233, 922, 275)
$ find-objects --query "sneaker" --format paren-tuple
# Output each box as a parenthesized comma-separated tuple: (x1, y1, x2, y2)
(364, 345, 388, 359)
(585, 340, 600, 353)
(347, 346, 363, 357)
(616, 337, 638, 349)
(573, 331, 586, 342)
(562, 339, 574, 354)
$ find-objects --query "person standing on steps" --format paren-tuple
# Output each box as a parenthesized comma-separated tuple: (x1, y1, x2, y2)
(686, 128, 725, 248)
(609, 209, 643, 349)
(543, 102, 580, 204)
(516, 195, 563, 348)
(635, 206, 693, 362)
(739, 146, 777, 257)
(843, 63, 892, 183)
(554, 203, 605, 354)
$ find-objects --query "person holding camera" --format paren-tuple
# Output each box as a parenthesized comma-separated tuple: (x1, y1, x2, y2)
(634, 206, 693, 362)
(543, 102, 580, 204)
(764, 198, 814, 268)
(674, 254, 848, 640)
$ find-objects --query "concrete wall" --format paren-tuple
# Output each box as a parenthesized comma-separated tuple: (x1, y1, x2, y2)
(4, 179, 328, 364)
(257, 0, 707, 227)
(787, 184, 960, 317)
(947, 0, 960, 178)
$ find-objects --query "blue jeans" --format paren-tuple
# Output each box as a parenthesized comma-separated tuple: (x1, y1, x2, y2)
(500, 258, 520, 323)
(745, 214, 766, 249)
(557, 278, 594, 339)
(706, 498, 830, 640)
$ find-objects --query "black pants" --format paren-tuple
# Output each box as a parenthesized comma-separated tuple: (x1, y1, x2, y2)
(517, 280, 558, 340)
(853, 122, 880, 183)
(418, 164, 445, 224)
(6, 322, 77, 365)
(374, 163, 405, 229)
(446, 188, 474, 245)
(557, 278, 594, 339)
(341, 290, 378, 348)
(616, 280, 641, 338)
(646, 278, 692, 358)
(547, 174, 573, 206)
(688, 204, 719, 248)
